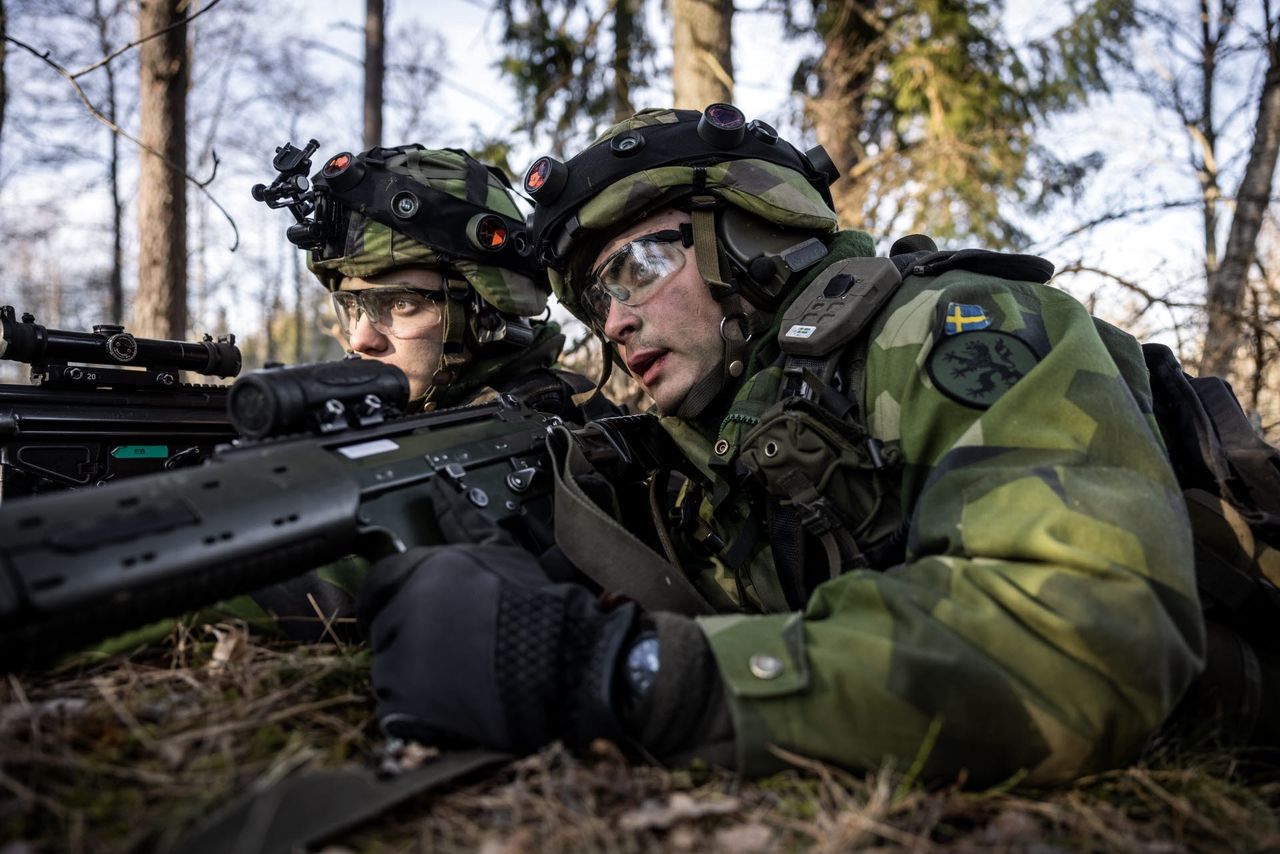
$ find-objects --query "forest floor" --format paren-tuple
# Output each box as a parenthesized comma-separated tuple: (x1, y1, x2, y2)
(2, 622, 1278, 853)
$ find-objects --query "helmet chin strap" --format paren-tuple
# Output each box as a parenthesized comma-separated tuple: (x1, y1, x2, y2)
(672, 198, 769, 420)
(421, 278, 473, 410)
(570, 331, 616, 409)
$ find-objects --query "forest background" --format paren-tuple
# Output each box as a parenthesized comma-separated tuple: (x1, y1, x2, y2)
(2, 2, 1280, 850)
(0, 0, 1277, 425)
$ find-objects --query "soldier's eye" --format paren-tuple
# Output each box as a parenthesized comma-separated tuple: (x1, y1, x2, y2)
(625, 255, 654, 284)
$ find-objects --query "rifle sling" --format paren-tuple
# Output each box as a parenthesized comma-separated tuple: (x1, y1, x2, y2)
(172, 750, 512, 854)
(549, 425, 713, 616)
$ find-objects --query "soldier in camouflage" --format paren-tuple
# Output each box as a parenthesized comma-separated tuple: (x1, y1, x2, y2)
(89, 145, 615, 654)
(236, 145, 614, 643)
(304, 144, 596, 413)
(357, 107, 1205, 785)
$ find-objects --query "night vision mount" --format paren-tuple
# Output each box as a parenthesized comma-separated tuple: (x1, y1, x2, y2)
(251, 139, 327, 248)
(252, 140, 539, 279)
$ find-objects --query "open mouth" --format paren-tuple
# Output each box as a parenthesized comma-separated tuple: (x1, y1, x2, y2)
(627, 349, 668, 385)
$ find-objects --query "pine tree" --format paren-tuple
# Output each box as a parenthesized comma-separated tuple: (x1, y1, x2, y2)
(788, 0, 1136, 247)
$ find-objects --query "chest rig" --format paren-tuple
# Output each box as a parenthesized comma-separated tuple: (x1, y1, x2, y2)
(675, 255, 909, 609)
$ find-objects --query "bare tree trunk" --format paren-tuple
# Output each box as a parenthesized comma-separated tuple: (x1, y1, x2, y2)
(94, 0, 125, 324)
(0, 0, 7, 166)
(612, 0, 638, 122)
(671, 0, 733, 109)
(363, 0, 384, 150)
(1197, 0, 1222, 291)
(133, 0, 188, 340)
(1201, 14, 1280, 377)
(806, 0, 878, 223)
(263, 246, 284, 365)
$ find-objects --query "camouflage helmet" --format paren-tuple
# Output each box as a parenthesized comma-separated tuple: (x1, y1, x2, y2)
(306, 145, 547, 317)
(526, 106, 841, 325)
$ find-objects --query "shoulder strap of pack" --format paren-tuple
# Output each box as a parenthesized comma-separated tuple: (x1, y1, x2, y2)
(1188, 374, 1280, 520)
(1144, 342, 1280, 529)
(756, 257, 906, 588)
(548, 424, 714, 616)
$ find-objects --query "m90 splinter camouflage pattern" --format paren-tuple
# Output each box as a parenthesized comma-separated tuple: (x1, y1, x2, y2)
(531, 105, 1205, 785)
(309, 146, 547, 318)
(675, 249, 1204, 783)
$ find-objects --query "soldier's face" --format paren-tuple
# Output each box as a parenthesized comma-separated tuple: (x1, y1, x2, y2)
(594, 210, 723, 413)
(338, 267, 448, 402)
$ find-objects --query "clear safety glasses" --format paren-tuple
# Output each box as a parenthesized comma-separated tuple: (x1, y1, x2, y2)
(581, 229, 691, 329)
(331, 287, 446, 339)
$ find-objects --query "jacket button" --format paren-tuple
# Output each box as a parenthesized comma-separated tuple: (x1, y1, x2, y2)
(714, 439, 730, 455)
(749, 654, 784, 680)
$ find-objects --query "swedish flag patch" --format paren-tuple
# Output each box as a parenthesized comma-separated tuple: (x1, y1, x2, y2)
(942, 302, 991, 335)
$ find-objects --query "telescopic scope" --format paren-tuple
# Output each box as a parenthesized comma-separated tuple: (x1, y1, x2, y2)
(227, 359, 410, 439)
(0, 306, 241, 378)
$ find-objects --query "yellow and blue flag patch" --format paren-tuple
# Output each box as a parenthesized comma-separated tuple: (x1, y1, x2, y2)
(942, 302, 991, 335)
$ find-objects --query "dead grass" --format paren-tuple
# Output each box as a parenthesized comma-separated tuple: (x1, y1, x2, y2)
(2, 624, 1277, 853)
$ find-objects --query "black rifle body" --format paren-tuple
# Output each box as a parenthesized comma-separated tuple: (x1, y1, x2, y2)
(0, 384, 234, 499)
(0, 400, 566, 670)
(0, 306, 241, 501)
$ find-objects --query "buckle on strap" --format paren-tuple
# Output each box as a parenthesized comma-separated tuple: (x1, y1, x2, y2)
(776, 469, 843, 535)
(796, 495, 844, 536)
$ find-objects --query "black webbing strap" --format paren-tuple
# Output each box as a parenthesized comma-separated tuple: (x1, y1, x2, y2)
(463, 154, 489, 206)
(548, 425, 714, 616)
(172, 750, 512, 854)
(1190, 375, 1280, 517)
(767, 499, 808, 609)
(774, 468, 866, 578)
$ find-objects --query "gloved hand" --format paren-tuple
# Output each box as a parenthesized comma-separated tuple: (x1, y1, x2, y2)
(360, 475, 736, 762)
(358, 542, 638, 753)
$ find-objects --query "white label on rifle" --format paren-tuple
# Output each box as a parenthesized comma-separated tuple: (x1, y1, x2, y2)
(338, 439, 399, 460)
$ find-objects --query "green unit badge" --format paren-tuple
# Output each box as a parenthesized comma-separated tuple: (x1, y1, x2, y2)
(927, 330, 1040, 409)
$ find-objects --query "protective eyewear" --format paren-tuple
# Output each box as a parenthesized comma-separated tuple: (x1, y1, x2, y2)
(581, 229, 692, 328)
(331, 287, 446, 339)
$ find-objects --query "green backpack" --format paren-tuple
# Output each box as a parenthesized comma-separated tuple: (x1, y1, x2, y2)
(762, 239, 1280, 748)
(1143, 344, 1280, 747)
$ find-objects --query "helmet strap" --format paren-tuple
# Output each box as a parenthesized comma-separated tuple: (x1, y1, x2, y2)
(422, 279, 473, 408)
(689, 199, 734, 298)
(571, 330, 616, 408)
(673, 195, 768, 420)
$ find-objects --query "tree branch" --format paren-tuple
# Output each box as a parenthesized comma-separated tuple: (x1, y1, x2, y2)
(1034, 198, 1202, 250)
(1054, 262, 1204, 311)
(5, 33, 239, 251)
(69, 0, 224, 80)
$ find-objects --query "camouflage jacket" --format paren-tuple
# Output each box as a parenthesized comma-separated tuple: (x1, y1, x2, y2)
(658, 232, 1205, 785)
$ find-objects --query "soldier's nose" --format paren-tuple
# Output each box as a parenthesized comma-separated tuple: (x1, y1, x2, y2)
(349, 314, 390, 353)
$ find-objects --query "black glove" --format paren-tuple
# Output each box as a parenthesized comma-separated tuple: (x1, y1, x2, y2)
(623, 612, 737, 767)
(358, 543, 638, 753)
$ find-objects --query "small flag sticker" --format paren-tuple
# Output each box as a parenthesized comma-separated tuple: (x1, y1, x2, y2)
(942, 303, 991, 335)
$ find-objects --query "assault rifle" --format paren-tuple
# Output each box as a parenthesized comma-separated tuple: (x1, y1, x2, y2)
(0, 306, 241, 501)
(0, 359, 668, 671)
